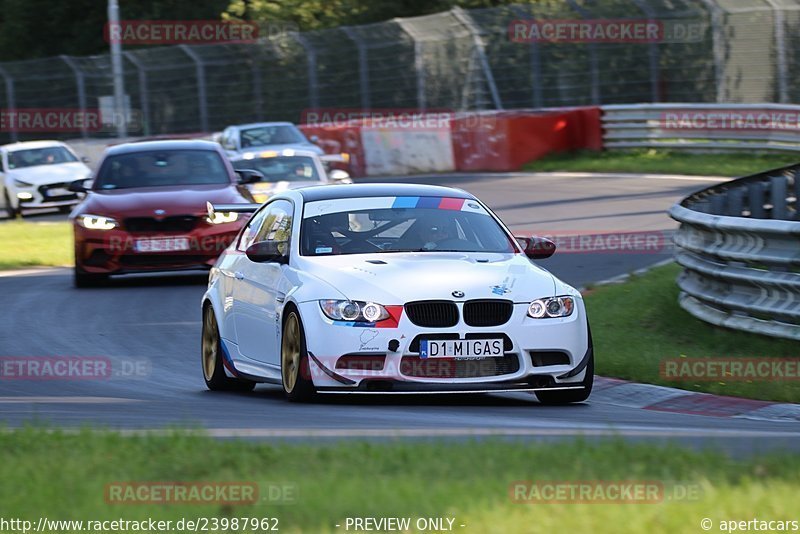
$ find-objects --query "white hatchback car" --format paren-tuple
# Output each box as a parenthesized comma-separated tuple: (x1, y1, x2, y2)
(0, 140, 91, 218)
(201, 183, 593, 404)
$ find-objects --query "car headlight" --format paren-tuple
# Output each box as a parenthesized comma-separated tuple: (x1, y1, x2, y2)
(319, 300, 390, 323)
(76, 214, 118, 230)
(528, 296, 575, 318)
(13, 178, 32, 187)
(206, 211, 239, 225)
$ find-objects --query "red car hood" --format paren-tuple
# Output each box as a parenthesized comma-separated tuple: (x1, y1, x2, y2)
(78, 184, 249, 218)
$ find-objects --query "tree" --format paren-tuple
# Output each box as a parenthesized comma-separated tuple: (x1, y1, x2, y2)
(0, 0, 230, 61)
(223, 0, 515, 31)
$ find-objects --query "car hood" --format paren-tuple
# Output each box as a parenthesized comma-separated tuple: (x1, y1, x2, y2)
(298, 252, 558, 304)
(78, 184, 246, 217)
(238, 143, 323, 155)
(249, 180, 324, 201)
(7, 162, 92, 185)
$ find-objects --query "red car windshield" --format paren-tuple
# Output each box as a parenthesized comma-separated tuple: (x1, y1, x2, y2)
(93, 150, 230, 190)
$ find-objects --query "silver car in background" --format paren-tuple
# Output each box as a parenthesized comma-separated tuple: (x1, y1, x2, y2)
(230, 149, 351, 204)
(218, 122, 323, 158)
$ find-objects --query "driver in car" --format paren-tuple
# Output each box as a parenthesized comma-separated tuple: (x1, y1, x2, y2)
(292, 163, 308, 178)
(417, 214, 459, 250)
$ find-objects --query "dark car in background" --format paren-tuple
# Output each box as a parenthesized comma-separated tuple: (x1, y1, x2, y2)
(69, 140, 260, 287)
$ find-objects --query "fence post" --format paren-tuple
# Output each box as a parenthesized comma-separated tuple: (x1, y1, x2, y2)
(764, 0, 788, 103)
(631, 0, 661, 102)
(698, 0, 725, 102)
(250, 48, 264, 121)
(0, 65, 17, 142)
(292, 33, 319, 111)
(179, 45, 209, 132)
(512, 6, 543, 108)
(123, 52, 150, 136)
(61, 56, 88, 140)
(396, 19, 426, 111)
(770, 175, 788, 219)
(343, 28, 370, 110)
(564, 0, 600, 105)
(794, 169, 800, 219)
(452, 7, 503, 110)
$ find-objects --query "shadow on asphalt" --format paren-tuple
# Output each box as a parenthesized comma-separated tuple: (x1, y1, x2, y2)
(1, 208, 68, 222)
(103, 272, 209, 288)
(62, 271, 209, 289)
(227, 384, 588, 408)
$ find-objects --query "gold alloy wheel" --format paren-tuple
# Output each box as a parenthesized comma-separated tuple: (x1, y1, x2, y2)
(282, 313, 301, 393)
(202, 308, 218, 381)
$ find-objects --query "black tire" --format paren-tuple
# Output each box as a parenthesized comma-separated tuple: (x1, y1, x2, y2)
(3, 190, 18, 219)
(535, 323, 594, 405)
(201, 305, 256, 392)
(281, 310, 316, 402)
(58, 206, 72, 214)
(73, 267, 108, 288)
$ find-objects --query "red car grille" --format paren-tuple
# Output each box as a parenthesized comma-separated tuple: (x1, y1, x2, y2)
(124, 216, 198, 233)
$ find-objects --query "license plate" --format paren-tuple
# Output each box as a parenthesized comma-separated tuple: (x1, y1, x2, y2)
(134, 237, 190, 253)
(47, 188, 70, 197)
(419, 338, 504, 359)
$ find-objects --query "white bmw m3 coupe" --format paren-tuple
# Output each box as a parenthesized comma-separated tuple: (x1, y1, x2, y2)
(201, 183, 593, 404)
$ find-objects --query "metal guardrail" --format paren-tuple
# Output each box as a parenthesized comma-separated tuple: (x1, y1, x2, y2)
(603, 103, 800, 152)
(669, 163, 800, 340)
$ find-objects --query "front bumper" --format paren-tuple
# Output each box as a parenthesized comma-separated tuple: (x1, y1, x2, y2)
(74, 222, 243, 275)
(296, 299, 590, 391)
(16, 185, 80, 210)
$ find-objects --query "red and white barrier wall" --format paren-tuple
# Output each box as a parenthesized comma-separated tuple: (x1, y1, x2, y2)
(299, 107, 602, 177)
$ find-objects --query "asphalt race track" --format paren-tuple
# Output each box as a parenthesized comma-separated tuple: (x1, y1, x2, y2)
(4, 172, 798, 454)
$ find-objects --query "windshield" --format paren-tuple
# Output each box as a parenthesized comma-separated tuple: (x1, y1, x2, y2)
(240, 125, 306, 148)
(301, 196, 516, 256)
(232, 155, 321, 183)
(7, 146, 78, 169)
(93, 149, 230, 190)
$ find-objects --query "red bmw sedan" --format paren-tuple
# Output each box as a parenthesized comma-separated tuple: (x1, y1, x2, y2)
(70, 140, 259, 287)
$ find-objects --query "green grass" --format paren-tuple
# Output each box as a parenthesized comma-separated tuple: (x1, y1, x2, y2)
(0, 221, 72, 269)
(584, 263, 800, 403)
(1, 428, 799, 533)
(523, 149, 799, 177)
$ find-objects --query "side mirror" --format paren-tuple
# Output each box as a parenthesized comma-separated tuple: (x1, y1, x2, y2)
(235, 169, 265, 185)
(246, 241, 289, 264)
(68, 178, 92, 193)
(329, 169, 352, 184)
(309, 135, 320, 145)
(516, 236, 556, 260)
(81, 156, 91, 164)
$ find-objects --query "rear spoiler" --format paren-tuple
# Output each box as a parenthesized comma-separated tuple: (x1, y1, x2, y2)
(207, 202, 260, 219)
